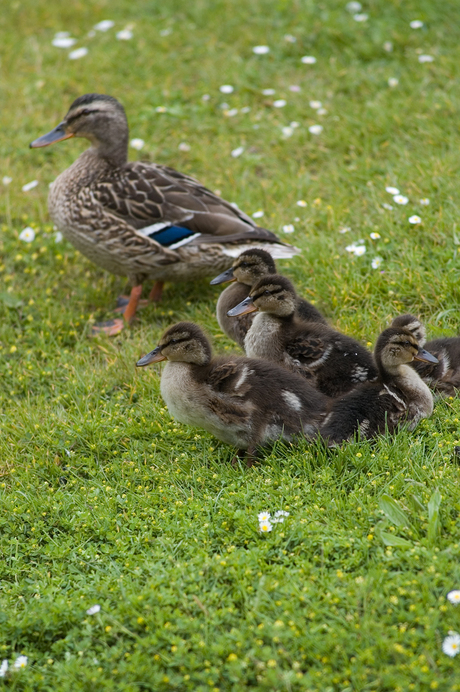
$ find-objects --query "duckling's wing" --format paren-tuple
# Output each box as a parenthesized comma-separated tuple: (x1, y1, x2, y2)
(93, 162, 282, 245)
(285, 334, 328, 367)
(207, 361, 253, 397)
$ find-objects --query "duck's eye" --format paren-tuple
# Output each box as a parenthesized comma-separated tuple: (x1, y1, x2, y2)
(81, 109, 91, 116)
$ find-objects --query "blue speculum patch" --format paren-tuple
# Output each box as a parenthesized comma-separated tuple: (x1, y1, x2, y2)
(148, 225, 195, 246)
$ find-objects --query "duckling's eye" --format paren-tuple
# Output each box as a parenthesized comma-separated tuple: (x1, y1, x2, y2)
(240, 262, 248, 268)
(264, 290, 271, 296)
(169, 338, 177, 345)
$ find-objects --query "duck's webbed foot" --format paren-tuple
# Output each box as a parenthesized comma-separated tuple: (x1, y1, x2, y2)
(91, 318, 125, 336)
(91, 285, 143, 336)
(231, 446, 258, 468)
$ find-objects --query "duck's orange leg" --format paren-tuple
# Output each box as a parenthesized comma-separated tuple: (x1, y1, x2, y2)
(149, 280, 165, 303)
(92, 285, 143, 336)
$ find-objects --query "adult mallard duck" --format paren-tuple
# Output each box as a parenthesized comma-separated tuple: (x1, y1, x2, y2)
(228, 274, 377, 397)
(391, 314, 460, 396)
(320, 325, 438, 443)
(210, 248, 327, 347)
(136, 321, 329, 465)
(30, 93, 298, 335)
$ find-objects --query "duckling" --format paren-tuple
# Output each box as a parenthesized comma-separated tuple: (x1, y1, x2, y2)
(228, 274, 377, 397)
(30, 93, 298, 335)
(210, 248, 327, 347)
(320, 326, 438, 443)
(391, 314, 460, 396)
(136, 321, 329, 464)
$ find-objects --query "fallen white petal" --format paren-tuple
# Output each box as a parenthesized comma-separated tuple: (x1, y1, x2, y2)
(94, 20, 115, 31)
(252, 210, 264, 219)
(273, 99, 287, 108)
(130, 138, 145, 150)
(19, 227, 35, 242)
(116, 30, 133, 40)
(253, 45, 270, 54)
(0, 660, 8, 677)
(301, 55, 316, 64)
(231, 146, 244, 158)
(309, 124, 323, 135)
(220, 85, 234, 94)
(418, 55, 434, 63)
(410, 20, 424, 29)
(86, 604, 101, 615)
(68, 47, 88, 60)
(22, 180, 38, 192)
(52, 37, 77, 48)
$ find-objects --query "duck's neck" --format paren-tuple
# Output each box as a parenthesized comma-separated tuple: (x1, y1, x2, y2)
(383, 363, 433, 415)
(91, 134, 128, 168)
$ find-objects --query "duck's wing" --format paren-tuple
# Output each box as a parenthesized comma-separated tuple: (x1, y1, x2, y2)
(92, 162, 283, 248)
(285, 333, 331, 369)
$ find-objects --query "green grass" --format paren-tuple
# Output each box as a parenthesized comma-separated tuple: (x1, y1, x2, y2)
(2, 0, 460, 689)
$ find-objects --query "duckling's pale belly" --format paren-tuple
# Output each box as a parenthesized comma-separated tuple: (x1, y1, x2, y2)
(160, 362, 254, 448)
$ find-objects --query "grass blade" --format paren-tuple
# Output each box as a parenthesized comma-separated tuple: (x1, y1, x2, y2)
(427, 488, 442, 546)
(379, 494, 412, 528)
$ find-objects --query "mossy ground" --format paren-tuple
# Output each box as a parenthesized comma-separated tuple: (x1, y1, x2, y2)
(1, 0, 460, 689)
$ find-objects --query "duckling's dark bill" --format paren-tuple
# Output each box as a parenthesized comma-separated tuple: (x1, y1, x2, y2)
(414, 348, 439, 364)
(30, 123, 74, 148)
(210, 267, 236, 285)
(227, 296, 257, 317)
(136, 347, 166, 367)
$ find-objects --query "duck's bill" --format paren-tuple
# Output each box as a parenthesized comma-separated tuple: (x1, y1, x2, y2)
(30, 123, 74, 148)
(414, 348, 439, 364)
(227, 296, 257, 317)
(210, 267, 236, 285)
(136, 347, 166, 367)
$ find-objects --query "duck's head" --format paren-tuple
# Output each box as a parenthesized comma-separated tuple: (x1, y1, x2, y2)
(136, 322, 212, 367)
(30, 93, 128, 163)
(375, 326, 438, 374)
(390, 314, 426, 346)
(228, 274, 297, 318)
(210, 248, 276, 287)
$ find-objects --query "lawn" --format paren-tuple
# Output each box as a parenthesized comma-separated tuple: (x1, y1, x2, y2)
(1, 0, 460, 689)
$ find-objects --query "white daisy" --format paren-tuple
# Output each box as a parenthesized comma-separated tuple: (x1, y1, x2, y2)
(301, 56, 317, 64)
(0, 661, 8, 677)
(283, 224, 295, 233)
(447, 590, 460, 605)
(252, 211, 264, 219)
(273, 99, 287, 108)
(353, 13, 368, 22)
(346, 242, 366, 256)
(55, 231, 63, 243)
(382, 203, 393, 210)
(309, 125, 323, 135)
(258, 511, 271, 521)
(408, 215, 421, 224)
(69, 47, 88, 60)
(289, 85, 301, 92)
(225, 108, 239, 117)
(370, 232, 380, 239)
(262, 88, 275, 96)
(160, 28, 172, 37)
(383, 41, 393, 52)
(130, 138, 145, 151)
(442, 632, 460, 657)
(52, 37, 76, 48)
(253, 46, 270, 54)
(13, 656, 28, 670)
(231, 146, 244, 158)
(220, 85, 234, 94)
(296, 200, 307, 207)
(372, 257, 383, 269)
(240, 106, 251, 113)
(346, 1, 362, 12)
(317, 108, 327, 115)
(2, 176, 12, 185)
(410, 20, 424, 29)
(178, 142, 191, 152)
(418, 55, 434, 63)
(94, 20, 115, 31)
(86, 604, 101, 615)
(282, 126, 294, 138)
(309, 100, 322, 109)
(202, 94, 210, 101)
(156, 106, 167, 113)
(388, 78, 399, 87)
(116, 29, 133, 40)
(22, 180, 38, 192)
(385, 186, 399, 195)
(275, 510, 290, 518)
(19, 227, 35, 243)
(338, 227, 351, 234)
(284, 34, 297, 43)
(393, 195, 408, 205)
(420, 198, 430, 205)
(290, 121, 300, 128)
(259, 520, 273, 533)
